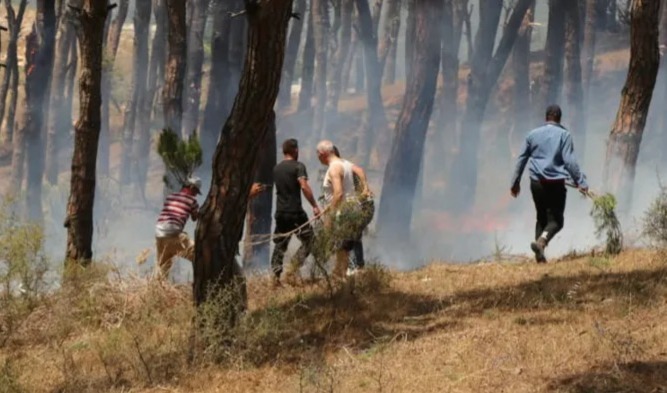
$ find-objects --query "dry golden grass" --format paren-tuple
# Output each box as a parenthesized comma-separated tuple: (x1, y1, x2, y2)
(2, 249, 667, 392)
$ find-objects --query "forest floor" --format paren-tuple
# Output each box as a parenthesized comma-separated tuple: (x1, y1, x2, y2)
(2, 248, 667, 392)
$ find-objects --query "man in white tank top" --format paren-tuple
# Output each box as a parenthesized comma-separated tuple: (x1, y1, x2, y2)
(316, 140, 362, 280)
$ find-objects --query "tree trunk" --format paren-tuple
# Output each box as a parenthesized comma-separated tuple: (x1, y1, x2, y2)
(130, 0, 154, 192)
(298, 5, 315, 112)
(355, 0, 387, 169)
(603, 0, 660, 211)
(564, 0, 585, 154)
(120, 0, 152, 184)
(325, 0, 352, 125)
(45, 0, 81, 185)
(658, 0, 667, 166)
(312, 0, 329, 138)
(404, 0, 415, 83)
(446, 0, 533, 212)
(242, 119, 276, 268)
(193, 0, 293, 310)
(163, 0, 187, 133)
(149, 0, 168, 120)
(277, 0, 307, 109)
(341, 26, 358, 93)
(65, 0, 107, 266)
(537, 0, 566, 117)
(63, 34, 78, 138)
(582, 0, 597, 108)
(0, 0, 27, 145)
(378, 0, 401, 85)
(182, 0, 210, 137)
(377, 0, 442, 244)
(510, 3, 535, 158)
(25, 0, 56, 222)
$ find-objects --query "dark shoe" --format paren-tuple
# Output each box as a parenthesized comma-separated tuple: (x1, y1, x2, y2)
(531, 238, 547, 263)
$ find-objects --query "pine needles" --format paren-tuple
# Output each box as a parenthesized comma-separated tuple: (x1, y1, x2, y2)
(156, 129, 203, 190)
(588, 191, 623, 255)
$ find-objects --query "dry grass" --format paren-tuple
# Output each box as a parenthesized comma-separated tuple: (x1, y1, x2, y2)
(2, 249, 667, 392)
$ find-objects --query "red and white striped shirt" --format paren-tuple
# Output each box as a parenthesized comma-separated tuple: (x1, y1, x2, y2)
(156, 190, 199, 231)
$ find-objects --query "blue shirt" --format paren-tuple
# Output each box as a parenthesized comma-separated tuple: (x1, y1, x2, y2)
(511, 122, 588, 188)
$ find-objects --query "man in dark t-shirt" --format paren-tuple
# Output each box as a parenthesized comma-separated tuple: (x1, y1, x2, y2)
(271, 138, 321, 286)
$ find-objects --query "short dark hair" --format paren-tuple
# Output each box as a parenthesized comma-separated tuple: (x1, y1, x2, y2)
(545, 105, 562, 122)
(333, 145, 340, 158)
(282, 138, 298, 156)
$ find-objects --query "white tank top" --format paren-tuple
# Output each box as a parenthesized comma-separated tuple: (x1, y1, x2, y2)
(322, 159, 357, 206)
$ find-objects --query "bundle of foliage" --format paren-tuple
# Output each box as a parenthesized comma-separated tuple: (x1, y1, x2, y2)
(642, 186, 667, 247)
(156, 129, 203, 191)
(589, 192, 623, 255)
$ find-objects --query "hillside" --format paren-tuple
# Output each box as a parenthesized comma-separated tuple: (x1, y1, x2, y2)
(2, 249, 667, 392)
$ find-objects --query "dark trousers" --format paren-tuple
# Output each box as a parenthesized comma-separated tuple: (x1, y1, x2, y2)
(271, 211, 314, 278)
(530, 179, 566, 244)
(350, 199, 375, 269)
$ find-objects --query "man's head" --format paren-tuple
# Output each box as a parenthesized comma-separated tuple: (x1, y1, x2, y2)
(316, 140, 336, 165)
(545, 105, 562, 123)
(282, 138, 299, 159)
(184, 176, 202, 195)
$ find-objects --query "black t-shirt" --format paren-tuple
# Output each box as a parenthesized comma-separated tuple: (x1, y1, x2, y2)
(274, 159, 308, 213)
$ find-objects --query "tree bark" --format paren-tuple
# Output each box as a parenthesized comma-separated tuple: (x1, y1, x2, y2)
(446, 0, 534, 212)
(148, 0, 168, 120)
(603, 0, 660, 211)
(341, 26, 358, 93)
(312, 0, 329, 138)
(277, 0, 306, 109)
(377, 0, 442, 245)
(193, 0, 293, 309)
(298, 5, 315, 112)
(325, 0, 352, 125)
(120, 0, 152, 184)
(182, 0, 210, 137)
(658, 0, 667, 166)
(510, 3, 535, 158)
(378, 0, 401, 85)
(163, 0, 187, 133)
(99, 0, 129, 177)
(581, 0, 597, 106)
(45, 0, 81, 185)
(537, 0, 566, 117)
(65, 0, 107, 266)
(0, 0, 27, 145)
(404, 0, 415, 83)
(25, 0, 56, 222)
(564, 0, 585, 154)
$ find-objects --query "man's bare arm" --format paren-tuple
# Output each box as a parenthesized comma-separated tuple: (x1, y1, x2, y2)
(330, 163, 344, 210)
(352, 164, 371, 196)
(298, 177, 321, 215)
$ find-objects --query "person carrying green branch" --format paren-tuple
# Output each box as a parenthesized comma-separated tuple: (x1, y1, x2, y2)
(510, 105, 589, 263)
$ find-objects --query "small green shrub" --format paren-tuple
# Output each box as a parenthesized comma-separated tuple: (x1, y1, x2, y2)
(643, 186, 667, 247)
(590, 192, 623, 255)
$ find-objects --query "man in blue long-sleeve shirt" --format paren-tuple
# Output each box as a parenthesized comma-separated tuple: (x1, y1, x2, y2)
(510, 105, 588, 263)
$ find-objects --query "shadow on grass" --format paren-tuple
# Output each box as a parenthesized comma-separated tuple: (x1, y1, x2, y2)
(548, 361, 667, 393)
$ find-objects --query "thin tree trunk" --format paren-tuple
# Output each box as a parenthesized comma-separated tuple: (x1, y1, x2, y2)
(150, 0, 168, 120)
(278, 0, 307, 109)
(65, 0, 108, 266)
(193, 1, 293, 310)
(603, 0, 660, 211)
(64, 34, 78, 136)
(3, 51, 19, 145)
(312, 0, 329, 138)
(447, 0, 533, 212)
(45, 0, 81, 185)
(404, 0, 415, 82)
(298, 5, 315, 111)
(582, 0, 597, 108)
(325, 0, 352, 125)
(341, 26, 358, 93)
(26, 0, 56, 222)
(537, 0, 566, 117)
(378, 0, 401, 85)
(564, 0, 585, 153)
(0, 0, 26, 145)
(10, 103, 26, 193)
(658, 0, 667, 166)
(182, 0, 210, 137)
(510, 2, 534, 158)
(163, 0, 187, 133)
(377, 0, 442, 244)
(371, 0, 382, 33)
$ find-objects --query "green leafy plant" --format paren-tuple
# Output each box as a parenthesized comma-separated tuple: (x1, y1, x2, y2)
(589, 192, 623, 255)
(642, 185, 667, 247)
(156, 128, 203, 191)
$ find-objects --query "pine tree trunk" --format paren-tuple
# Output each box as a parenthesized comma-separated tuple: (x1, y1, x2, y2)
(193, 0, 293, 309)
(65, 0, 108, 266)
(25, 0, 56, 222)
(242, 118, 276, 268)
(564, 0, 585, 154)
(150, 0, 168, 120)
(510, 3, 534, 158)
(277, 0, 306, 109)
(537, 0, 566, 117)
(64, 35, 78, 135)
(341, 27, 358, 93)
(0, 0, 26, 145)
(324, 0, 352, 124)
(371, 0, 382, 33)
(163, 0, 187, 133)
(378, 0, 401, 85)
(120, 0, 152, 184)
(377, 0, 442, 244)
(298, 5, 315, 112)
(182, 0, 209, 137)
(45, 0, 81, 185)
(404, 0, 415, 83)
(3, 52, 19, 145)
(447, 0, 533, 212)
(582, 0, 597, 105)
(658, 0, 667, 166)
(603, 0, 660, 211)
(312, 0, 329, 138)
